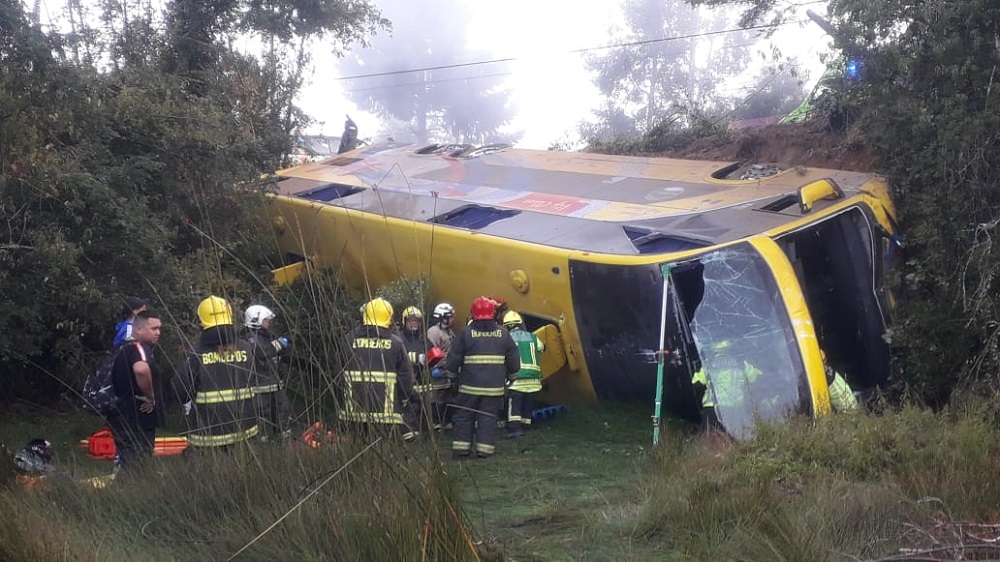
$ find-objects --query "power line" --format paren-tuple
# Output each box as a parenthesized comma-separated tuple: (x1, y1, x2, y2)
(340, 38, 788, 94)
(335, 19, 808, 82)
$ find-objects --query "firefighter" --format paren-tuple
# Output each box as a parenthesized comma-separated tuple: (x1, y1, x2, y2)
(176, 296, 260, 450)
(446, 297, 520, 459)
(427, 302, 457, 429)
(241, 305, 292, 438)
(690, 340, 762, 432)
(399, 306, 428, 391)
(340, 298, 420, 442)
(822, 350, 859, 413)
(489, 296, 509, 325)
(427, 302, 456, 354)
(502, 311, 544, 438)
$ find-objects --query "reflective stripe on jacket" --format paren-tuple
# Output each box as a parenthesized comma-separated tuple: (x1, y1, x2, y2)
(182, 339, 259, 448)
(445, 320, 520, 397)
(509, 327, 544, 393)
(692, 361, 762, 409)
(339, 325, 415, 425)
(826, 366, 858, 412)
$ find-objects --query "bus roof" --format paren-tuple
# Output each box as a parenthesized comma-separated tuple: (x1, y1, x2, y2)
(273, 143, 884, 255)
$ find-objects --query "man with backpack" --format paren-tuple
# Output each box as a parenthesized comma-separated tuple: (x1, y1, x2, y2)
(106, 310, 163, 475)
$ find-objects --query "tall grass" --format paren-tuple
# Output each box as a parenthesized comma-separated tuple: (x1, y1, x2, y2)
(635, 405, 1000, 560)
(0, 262, 484, 561)
(0, 438, 480, 561)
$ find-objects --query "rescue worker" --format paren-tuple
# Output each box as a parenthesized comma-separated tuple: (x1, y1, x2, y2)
(427, 302, 457, 429)
(340, 298, 420, 442)
(822, 350, 859, 412)
(503, 311, 544, 438)
(241, 305, 292, 438)
(690, 340, 762, 431)
(489, 296, 509, 325)
(446, 297, 520, 459)
(176, 296, 260, 450)
(427, 302, 456, 354)
(399, 306, 428, 391)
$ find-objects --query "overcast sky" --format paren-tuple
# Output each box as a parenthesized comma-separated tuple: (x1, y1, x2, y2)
(300, 0, 834, 149)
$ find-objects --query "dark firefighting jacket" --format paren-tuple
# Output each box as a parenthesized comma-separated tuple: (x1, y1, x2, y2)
(242, 327, 285, 394)
(340, 325, 416, 424)
(445, 319, 520, 396)
(400, 328, 431, 393)
(179, 336, 259, 448)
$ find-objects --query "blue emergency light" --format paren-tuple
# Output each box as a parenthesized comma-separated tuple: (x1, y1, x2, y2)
(845, 56, 864, 80)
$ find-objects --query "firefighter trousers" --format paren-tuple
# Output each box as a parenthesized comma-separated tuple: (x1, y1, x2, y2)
(255, 388, 291, 436)
(452, 392, 502, 458)
(507, 390, 536, 435)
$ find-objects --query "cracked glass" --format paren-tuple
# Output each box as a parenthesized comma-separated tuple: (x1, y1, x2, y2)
(682, 243, 806, 439)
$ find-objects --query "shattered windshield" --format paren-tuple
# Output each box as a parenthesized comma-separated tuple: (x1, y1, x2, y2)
(681, 243, 807, 439)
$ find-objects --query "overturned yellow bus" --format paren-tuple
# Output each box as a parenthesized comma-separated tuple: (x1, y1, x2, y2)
(265, 141, 898, 437)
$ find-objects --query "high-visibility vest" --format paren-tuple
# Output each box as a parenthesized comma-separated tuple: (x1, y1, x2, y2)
(691, 361, 762, 409)
(825, 365, 859, 412)
(508, 328, 544, 393)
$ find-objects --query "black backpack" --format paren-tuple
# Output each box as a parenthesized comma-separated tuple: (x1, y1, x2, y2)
(82, 344, 127, 415)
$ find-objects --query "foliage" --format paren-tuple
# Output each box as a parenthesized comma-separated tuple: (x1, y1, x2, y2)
(0, 430, 478, 560)
(337, 0, 519, 145)
(587, 112, 731, 155)
(7, 401, 1000, 560)
(583, 0, 757, 139)
(680, 0, 1000, 403)
(0, 0, 384, 404)
(729, 63, 808, 120)
(832, 0, 1000, 404)
(637, 406, 1000, 560)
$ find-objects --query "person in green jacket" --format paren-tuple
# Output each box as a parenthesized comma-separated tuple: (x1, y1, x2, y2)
(822, 350, 858, 413)
(690, 340, 762, 431)
(502, 311, 545, 438)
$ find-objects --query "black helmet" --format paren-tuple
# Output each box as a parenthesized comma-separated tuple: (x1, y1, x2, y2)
(28, 439, 53, 463)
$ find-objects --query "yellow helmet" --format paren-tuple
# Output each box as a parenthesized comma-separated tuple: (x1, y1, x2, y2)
(197, 296, 233, 329)
(362, 298, 394, 328)
(502, 310, 523, 329)
(401, 306, 423, 323)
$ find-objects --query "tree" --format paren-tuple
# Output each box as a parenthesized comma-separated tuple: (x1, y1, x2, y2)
(727, 63, 807, 121)
(687, 0, 1000, 405)
(583, 0, 757, 140)
(0, 0, 385, 403)
(337, 0, 519, 145)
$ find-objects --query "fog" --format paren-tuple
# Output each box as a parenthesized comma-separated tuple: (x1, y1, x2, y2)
(301, 0, 833, 150)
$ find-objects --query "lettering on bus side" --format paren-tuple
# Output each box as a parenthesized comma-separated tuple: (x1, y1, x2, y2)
(353, 338, 393, 350)
(470, 329, 503, 338)
(201, 350, 249, 365)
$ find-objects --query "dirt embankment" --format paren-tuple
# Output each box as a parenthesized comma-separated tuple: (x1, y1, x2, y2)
(660, 123, 874, 173)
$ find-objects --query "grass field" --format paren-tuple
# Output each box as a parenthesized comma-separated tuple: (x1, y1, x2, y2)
(4, 401, 1000, 561)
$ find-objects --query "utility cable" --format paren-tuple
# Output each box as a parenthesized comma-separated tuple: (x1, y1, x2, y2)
(335, 19, 809, 82)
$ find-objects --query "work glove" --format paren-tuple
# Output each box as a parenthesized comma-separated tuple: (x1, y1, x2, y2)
(418, 353, 427, 366)
(430, 367, 445, 380)
(183, 400, 193, 415)
(277, 336, 290, 349)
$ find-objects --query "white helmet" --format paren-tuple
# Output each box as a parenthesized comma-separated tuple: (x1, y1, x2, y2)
(244, 305, 275, 329)
(432, 302, 454, 320)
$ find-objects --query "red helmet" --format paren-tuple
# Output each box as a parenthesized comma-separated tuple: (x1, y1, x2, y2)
(427, 346, 446, 367)
(471, 296, 496, 320)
